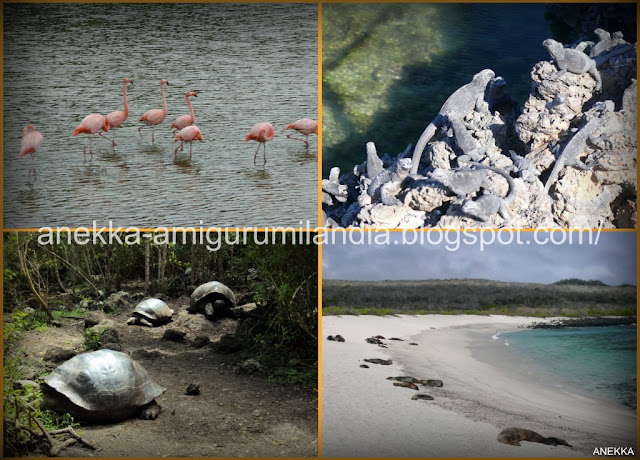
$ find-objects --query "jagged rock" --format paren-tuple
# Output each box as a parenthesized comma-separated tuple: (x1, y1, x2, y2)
(186, 383, 200, 395)
(212, 334, 243, 354)
(162, 329, 186, 342)
(357, 203, 426, 229)
(83, 315, 101, 329)
(237, 358, 263, 375)
(191, 335, 211, 349)
(103, 291, 131, 314)
(130, 349, 164, 361)
(44, 347, 77, 363)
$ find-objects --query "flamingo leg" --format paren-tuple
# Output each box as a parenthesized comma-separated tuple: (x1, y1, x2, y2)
(263, 142, 267, 164)
(111, 128, 118, 147)
(152, 126, 155, 143)
(189, 143, 193, 159)
(138, 126, 144, 139)
(286, 133, 310, 146)
(98, 131, 116, 147)
(31, 154, 37, 181)
(89, 135, 94, 158)
(253, 143, 261, 165)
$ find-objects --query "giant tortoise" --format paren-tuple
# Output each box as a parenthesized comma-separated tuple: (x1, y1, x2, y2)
(41, 349, 165, 421)
(127, 298, 174, 327)
(188, 281, 236, 321)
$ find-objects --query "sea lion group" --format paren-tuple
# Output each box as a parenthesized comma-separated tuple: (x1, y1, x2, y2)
(328, 333, 574, 449)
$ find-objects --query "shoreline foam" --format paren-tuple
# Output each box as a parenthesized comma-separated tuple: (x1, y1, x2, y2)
(322, 314, 636, 457)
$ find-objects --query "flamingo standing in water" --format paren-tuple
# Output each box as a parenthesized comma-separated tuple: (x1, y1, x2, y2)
(138, 79, 169, 143)
(105, 77, 133, 147)
(173, 125, 203, 159)
(171, 91, 197, 152)
(19, 125, 43, 181)
(72, 114, 110, 160)
(245, 122, 275, 165)
(285, 118, 318, 147)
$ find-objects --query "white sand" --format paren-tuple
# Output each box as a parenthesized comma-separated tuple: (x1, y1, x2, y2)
(321, 315, 637, 457)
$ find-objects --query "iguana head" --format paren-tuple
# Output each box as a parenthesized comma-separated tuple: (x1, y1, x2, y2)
(396, 158, 412, 175)
(473, 69, 496, 87)
(542, 38, 562, 53)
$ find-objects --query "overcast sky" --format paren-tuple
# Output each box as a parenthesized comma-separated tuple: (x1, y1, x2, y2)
(322, 231, 637, 285)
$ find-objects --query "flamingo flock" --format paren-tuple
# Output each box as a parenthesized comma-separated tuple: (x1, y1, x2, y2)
(19, 78, 318, 178)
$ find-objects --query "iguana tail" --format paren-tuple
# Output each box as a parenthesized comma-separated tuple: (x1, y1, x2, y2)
(543, 158, 564, 195)
(410, 122, 437, 175)
(469, 162, 516, 205)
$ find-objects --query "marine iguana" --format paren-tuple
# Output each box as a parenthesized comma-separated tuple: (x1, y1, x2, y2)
(366, 142, 384, 179)
(461, 163, 516, 225)
(498, 427, 572, 447)
(542, 38, 602, 92)
(590, 28, 617, 57)
(322, 167, 348, 203)
(429, 167, 488, 198)
(367, 158, 412, 206)
(543, 104, 622, 195)
(487, 77, 520, 117)
(509, 150, 541, 184)
(443, 115, 485, 162)
(410, 69, 495, 174)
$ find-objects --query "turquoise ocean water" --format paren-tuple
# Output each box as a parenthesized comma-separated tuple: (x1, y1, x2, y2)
(499, 326, 637, 409)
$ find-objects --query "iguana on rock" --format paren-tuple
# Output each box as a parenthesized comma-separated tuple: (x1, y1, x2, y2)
(410, 69, 495, 174)
(544, 103, 622, 195)
(461, 163, 516, 225)
(430, 167, 488, 198)
(509, 150, 541, 184)
(322, 167, 348, 203)
(366, 142, 384, 179)
(368, 158, 412, 206)
(443, 115, 485, 162)
(488, 77, 520, 117)
(543, 38, 602, 91)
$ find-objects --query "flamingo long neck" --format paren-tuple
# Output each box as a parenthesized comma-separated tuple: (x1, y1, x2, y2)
(123, 81, 129, 117)
(187, 95, 195, 124)
(161, 82, 167, 115)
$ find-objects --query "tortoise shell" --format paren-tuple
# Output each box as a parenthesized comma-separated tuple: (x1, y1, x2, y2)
(189, 281, 236, 312)
(44, 350, 165, 417)
(132, 298, 174, 322)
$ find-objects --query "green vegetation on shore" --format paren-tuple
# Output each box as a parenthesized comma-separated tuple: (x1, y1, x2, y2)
(323, 279, 636, 317)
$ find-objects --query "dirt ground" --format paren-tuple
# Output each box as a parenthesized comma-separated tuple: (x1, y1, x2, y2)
(8, 297, 318, 457)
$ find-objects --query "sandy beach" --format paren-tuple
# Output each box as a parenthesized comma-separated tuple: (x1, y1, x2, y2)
(321, 315, 637, 457)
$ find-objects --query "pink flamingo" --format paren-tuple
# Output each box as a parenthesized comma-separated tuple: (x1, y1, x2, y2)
(245, 122, 275, 165)
(72, 114, 110, 160)
(105, 77, 133, 147)
(138, 79, 170, 143)
(171, 91, 197, 133)
(285, 118, 318, 147)
(173, 125, 203, 159)
(19, 124, 43, 181)
(171, 91, 197, 152)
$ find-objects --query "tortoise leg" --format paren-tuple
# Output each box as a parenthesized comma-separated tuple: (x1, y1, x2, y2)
(204, 302, 215, 320)
(139, 400, 160, 420)
(140, 318, 154, 327)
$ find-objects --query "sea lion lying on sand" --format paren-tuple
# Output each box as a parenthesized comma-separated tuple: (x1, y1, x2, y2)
(393, 382, 419, 390)
(498, 428, 572, 447)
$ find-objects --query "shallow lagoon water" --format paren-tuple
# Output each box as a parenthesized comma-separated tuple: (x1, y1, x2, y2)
(322, 3, 554, 176)
(494, 326, 637, 409)
(4, 3, 317, 228)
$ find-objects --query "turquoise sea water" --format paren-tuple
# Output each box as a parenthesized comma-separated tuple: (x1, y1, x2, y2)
(500, 326, 637, 409)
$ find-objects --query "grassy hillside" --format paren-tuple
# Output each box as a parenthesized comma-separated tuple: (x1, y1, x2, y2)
(322, 279, 637, 317)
